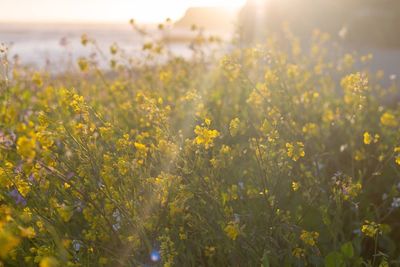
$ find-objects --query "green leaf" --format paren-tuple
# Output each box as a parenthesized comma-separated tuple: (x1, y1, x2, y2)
(340, 242, 354, 258)
(261, 251, 270, 267)
(325, 251, 344, 267)
(379, 259, 389, 267)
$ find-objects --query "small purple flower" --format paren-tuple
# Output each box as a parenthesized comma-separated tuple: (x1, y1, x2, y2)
(28, 173, 35, 182)
(9, 189, 26, 206)
(72, 240, 83, 251)
(14, 163, 23, 173)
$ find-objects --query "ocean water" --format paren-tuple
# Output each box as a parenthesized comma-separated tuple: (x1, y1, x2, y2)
(0, 23, 198, 71)
(1, 22, 400, 81)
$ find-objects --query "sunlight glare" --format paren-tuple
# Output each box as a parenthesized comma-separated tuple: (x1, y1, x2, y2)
(0, 0, 247, 23)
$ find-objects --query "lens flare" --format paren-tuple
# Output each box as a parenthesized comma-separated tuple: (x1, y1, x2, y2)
(150, 250, 161, 262)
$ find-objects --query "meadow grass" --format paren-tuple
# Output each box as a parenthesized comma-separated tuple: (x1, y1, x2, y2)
(0, 26, 400, 266)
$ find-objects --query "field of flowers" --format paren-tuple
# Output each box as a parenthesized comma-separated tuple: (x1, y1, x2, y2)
(0, 25, 400, 266)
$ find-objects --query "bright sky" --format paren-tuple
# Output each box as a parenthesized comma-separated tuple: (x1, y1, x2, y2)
(0, 0, 246, 23)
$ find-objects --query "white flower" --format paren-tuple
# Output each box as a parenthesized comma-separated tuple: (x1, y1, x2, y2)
(391, 197, 400, 209)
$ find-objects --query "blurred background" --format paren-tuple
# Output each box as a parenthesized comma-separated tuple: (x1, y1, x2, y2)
(1, 0, 400, 75)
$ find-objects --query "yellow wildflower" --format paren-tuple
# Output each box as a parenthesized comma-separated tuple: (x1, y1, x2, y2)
(363, 132, 379, 145)
(32, 72, 43, 87)
(194, 125, 220, 149)
(292, 247, 305, 258)
(204, 246, 216, 257)
(224, 222, 239, 241)
(16, 179, 30, 197)
(57, 205, 73, 222)
(78, 57, 89, 72)
(19, 226, 35, 239)
(300, 230, 319, 246)
(117, 158, 129, 175)
(380, 112, 398, 127)
(0, 229, 20, 259)
(292, 181, 300, 192)
(17, 136, 36, 160)
(40, 256, 59, 267)
(341, 72, 368, 105)
(394, 147, 400, 165)
(81, 34, 89, 46)
(361, 220, 381, 238)
(286, 142, 305, 161)
(110, 43, 118, 55)
(354, 150, 365, 161)
(229, 118, 240, 137)
(134, 142, 147, 152)
(179, 227, 187, 240)
(70, 94, 85, 113)
(302, 123, 318, 136)
(363, 132, 372, 145)
(322, 109, 335, 122)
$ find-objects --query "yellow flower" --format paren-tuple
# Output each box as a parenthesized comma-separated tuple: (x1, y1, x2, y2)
(302, 123, 318, 136)
(40, 256, 59, 267)
(78, 57, 89, 72)
(81, 34, 89, 46)
(363, 132, 379, 145)
(17, 136, 36, 160)
(229, 118, 240, 137)
(361, 220, 381, 238)
(194, 125, 220, 149)
(363, 132, 372, 145)
(110, 43, 118, 55)
(57, 205, 73, 222)
(354, 150, 365, 161)
(322, 109, 335, 122)
(224, 222, 239, 241)
(32, 72, 43, 87)
(0, 229, 20, 259)
(380, 112, 398, 127)
(117, 158, 129, 175)
(204, 246, 216, 257)
(340, 72, 368, 105)
(134, 142, 147, 152)
(179, 227, 187, 240)
(16, 179, 30, 197)
(70, 94, 85, 113)
(159, 71, 172, 83)
(19, 226, 36, 239)
(394, 147, 400, 165)
(292, 181, 300, 192)
(292, 247, 305, 258)
(300, 230, 319, 246)
(286, 142, 305, 161)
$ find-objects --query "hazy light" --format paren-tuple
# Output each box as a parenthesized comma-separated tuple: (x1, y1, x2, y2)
(0, 0, 246, 23)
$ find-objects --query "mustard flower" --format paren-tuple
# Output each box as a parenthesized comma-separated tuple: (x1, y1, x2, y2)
(300, 230, 319, 246)
(224, 222, 240, 241)
(229, 118, 240, 137)
(194, 124, 220, 149)
(361, 220, 381, 238)
(292, 247, 305, 258)
(286, 142, 305, 161)
(17, 136, 36, 160)
(380, 112, 398, 127)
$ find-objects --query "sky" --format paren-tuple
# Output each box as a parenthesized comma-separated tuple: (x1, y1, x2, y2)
(0, 0, 247, 23)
